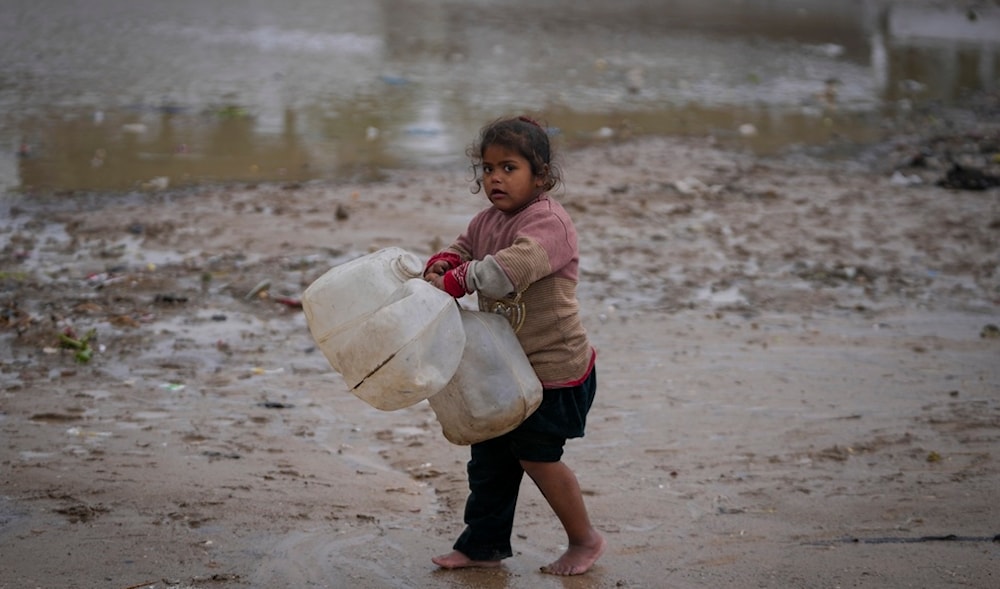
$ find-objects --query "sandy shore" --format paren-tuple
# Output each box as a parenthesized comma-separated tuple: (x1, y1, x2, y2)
(1, 126, 998, 588)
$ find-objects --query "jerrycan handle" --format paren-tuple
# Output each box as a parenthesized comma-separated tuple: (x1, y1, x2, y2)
(390, 252, 424, 281)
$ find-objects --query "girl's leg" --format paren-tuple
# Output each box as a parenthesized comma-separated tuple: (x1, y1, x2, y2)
(433, 435, 524, 567)
(521, 459, 605, 575)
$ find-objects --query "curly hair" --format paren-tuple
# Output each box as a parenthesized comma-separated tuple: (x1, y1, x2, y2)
(468, 116, 561, 194)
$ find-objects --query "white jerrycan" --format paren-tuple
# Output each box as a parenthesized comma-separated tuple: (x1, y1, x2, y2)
(302, 248, 466, 411)
(330, 278, 465, 410)
(427, 310, 542, 445)
(302, 247, 423, 365)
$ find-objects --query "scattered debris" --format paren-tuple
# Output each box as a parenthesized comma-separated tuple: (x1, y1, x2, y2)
(141, 176, 169, 191)
(273, 296, 302, 309)
(58, 327, 97, 363)
(244, 280, 271, 300)
(937, 163, 1000, 190)
(153, 293, 188, 304)
(890, 170, 923, 186)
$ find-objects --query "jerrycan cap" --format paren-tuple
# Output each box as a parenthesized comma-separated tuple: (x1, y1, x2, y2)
(390, 250, 424, 282)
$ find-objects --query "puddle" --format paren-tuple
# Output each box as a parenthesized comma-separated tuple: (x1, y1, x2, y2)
(2, 0, 998, 194)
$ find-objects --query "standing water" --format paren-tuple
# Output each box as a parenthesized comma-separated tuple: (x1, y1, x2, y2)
(1, 0, 997, 194)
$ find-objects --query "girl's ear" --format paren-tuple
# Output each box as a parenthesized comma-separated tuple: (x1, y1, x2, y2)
(535, 164, 550, 187)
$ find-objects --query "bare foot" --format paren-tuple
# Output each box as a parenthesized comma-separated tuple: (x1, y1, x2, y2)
(432, 550, 502, 570)
(540, 532, 606, 576)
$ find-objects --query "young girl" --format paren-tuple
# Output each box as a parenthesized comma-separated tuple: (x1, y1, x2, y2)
(424, 116, 605, 576)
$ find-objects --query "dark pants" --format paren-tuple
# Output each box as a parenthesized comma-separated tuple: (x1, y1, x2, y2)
(452, 368, 597, 561)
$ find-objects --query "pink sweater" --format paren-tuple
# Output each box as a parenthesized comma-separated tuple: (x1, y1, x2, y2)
(435, 194, 594, 387)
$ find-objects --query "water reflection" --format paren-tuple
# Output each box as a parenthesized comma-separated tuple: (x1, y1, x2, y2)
(873, 4, 999, 102)
(2, 0, 998, 194)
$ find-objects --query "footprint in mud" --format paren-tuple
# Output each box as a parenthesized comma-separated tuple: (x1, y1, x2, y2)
(30, 412, 84, 423)
(52, 498, 110, 523)
(202, 450, 242, 461)
(161, 509, 213, 529)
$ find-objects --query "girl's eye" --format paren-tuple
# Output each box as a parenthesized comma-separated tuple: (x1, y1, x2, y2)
(504, 164, 515, 172)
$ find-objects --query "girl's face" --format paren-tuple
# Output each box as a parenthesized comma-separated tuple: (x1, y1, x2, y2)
(481, 144, 546, 213)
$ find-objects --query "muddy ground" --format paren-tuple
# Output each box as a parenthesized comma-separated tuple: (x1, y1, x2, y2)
(1, 100, 999, 588)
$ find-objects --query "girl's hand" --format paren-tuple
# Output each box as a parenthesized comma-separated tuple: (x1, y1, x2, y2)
(425, 272, 446, 291)
(425, 264, 467, 298)
(424, 260, 450, 278)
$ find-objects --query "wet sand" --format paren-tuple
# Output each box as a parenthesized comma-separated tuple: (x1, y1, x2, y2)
(1, 126, 999, 588)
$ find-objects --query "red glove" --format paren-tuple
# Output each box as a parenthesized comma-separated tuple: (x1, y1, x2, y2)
(424, 252, 462, 277)
(441, 262, 471, 298)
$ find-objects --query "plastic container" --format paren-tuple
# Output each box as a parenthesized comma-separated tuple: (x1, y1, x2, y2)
(302, 249, 466, 411)
(302, 247, 424, 361)
(427, 310, 543, 445)
(330, 278, 465, 410)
